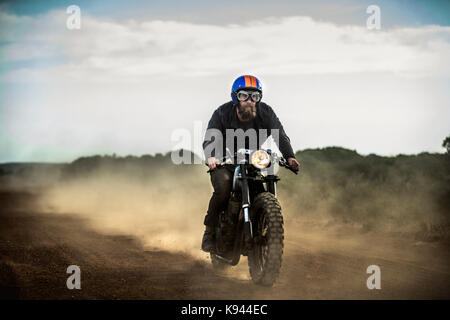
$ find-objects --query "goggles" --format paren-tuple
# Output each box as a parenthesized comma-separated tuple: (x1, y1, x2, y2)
(236, 90, 262, 103)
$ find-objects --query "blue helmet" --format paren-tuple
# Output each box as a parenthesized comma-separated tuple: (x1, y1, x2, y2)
(231, 75, 262, 104)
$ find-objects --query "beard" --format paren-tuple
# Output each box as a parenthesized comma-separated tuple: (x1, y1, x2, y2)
(237, 102, 257, 121)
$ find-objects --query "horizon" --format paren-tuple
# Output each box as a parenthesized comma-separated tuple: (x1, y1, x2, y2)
(1, 145, 448, 165)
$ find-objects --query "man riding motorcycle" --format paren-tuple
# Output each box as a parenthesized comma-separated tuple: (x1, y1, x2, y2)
(201, 75, 300, 252)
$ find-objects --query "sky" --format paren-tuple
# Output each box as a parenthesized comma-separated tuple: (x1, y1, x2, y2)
(0, 0, 449, 162)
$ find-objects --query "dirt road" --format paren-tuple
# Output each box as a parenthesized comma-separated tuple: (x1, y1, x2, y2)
(1, 190, 449, 299)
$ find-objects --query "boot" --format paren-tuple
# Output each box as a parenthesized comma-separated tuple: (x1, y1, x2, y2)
(201, 225, 216, 253)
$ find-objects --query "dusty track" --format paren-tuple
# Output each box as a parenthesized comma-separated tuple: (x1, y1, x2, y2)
(0, 190, 449, 299)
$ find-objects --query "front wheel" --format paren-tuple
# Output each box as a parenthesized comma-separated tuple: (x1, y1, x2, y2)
(248, 192, 284, 286)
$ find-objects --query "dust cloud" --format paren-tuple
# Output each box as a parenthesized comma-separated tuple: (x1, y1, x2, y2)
(31, 152, 449, 263)
(37, 165, 212, 260)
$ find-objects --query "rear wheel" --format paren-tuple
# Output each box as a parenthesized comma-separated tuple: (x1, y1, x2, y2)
(248, 192, 284, 286)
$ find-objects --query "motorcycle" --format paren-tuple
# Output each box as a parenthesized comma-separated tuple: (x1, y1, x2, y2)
(207, 148, 298, 286)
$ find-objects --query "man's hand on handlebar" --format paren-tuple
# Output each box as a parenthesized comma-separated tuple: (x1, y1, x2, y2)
(287, 157, 300, 172)
(207, 157, 221, 171)
(207, 155, 299, 174)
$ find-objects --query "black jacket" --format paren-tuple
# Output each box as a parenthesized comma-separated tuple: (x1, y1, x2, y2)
(202, 101, 296, 160)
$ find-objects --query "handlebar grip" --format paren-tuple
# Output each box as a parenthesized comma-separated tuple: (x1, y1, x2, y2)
(279, 161, 299, 175)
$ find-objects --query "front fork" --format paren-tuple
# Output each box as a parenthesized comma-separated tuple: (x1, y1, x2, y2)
(239, 166, 279, 244)
(239, 164, 253, 243)
(265, 175, 279, 196)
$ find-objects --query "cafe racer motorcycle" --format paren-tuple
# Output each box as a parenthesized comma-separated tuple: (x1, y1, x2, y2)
(207, 148, 298, 286)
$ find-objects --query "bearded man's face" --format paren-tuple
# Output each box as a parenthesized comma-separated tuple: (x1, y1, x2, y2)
(237, 99, 257, 121)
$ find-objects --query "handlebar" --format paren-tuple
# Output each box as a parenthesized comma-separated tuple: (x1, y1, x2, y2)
(206, 163, 224, 174)
(206, 153, 298, 175)
(278, 158, 299, 175)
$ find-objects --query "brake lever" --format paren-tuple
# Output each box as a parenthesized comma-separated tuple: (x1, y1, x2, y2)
(279, 159, 299, 175)
(284, 164, 299, 175)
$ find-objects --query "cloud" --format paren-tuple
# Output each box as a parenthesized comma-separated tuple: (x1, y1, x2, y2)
(1, 10, 449, 82)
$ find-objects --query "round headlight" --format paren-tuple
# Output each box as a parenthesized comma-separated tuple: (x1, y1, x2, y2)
(251, 150, 271, 169)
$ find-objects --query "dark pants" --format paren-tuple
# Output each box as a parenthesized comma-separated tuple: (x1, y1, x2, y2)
(204, 165, 236, 227)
